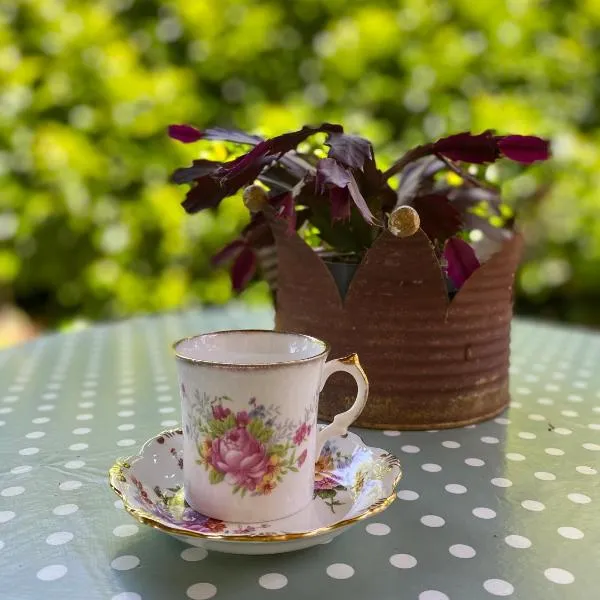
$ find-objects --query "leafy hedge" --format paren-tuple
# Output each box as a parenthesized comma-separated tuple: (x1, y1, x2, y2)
(3, 0, 600, 327)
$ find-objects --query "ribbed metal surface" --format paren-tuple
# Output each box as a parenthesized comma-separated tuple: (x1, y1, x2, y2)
(273, 224, 523, 430)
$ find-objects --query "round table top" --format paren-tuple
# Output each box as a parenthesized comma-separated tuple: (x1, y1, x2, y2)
(0, 306, 598, 600)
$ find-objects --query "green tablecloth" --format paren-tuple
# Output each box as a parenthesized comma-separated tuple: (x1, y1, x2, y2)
(1, 307, 599, 599)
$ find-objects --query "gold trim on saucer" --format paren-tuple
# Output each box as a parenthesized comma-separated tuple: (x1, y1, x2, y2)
(108, 428, 402, 544)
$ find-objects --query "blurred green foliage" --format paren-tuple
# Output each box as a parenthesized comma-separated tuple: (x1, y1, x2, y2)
(2, 0, 600, 328)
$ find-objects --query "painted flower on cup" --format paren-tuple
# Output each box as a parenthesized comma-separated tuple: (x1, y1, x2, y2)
(197, 398, 311, 497)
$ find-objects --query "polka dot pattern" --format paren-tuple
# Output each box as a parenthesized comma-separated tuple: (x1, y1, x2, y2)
(0, 313, 598, 599)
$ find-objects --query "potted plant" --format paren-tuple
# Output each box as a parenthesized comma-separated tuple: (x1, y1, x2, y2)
(168, 123, 549, 429)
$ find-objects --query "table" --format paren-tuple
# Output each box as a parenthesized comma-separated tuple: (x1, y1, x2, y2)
(1, 306, 599, 600)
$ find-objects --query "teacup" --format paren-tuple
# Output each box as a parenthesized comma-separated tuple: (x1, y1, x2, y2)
(173, 329, 369, 523)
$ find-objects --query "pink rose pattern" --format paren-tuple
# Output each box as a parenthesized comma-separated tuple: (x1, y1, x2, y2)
(196, 398, 313, 497)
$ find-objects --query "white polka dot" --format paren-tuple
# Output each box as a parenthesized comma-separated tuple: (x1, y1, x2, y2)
(449, 543, 476, 558)
(158, 406, 175, 414)
(506, 453, 525, 462)
(419, 591, 449, 600)
(326, 563, 354, 579)
(576, 465, 597, 475)
(258, 573, 288, 590)
(0, 540, 4, 550)
(583, 442, 600, 451)
(10, 465, 32, 475)
(46, 531, 74, 546)
(401, 445, 420, 454)
(491, 477, 512, 488)
(37, 404, 55, 411)
(157, 395, 172, 403)
(545, 447, 564, 456)
(494, 417, 511, 425)
(180, 547, 208, 561)
(32, 417, 50, 424)
(567, 493, 591, 504)
(0, 421, 6, 427)
(441, 441, 460, 449)
(554, 427, 572, 435)
(76, 414, 93, 421)
(113, 524, 138, 537)
(81, 390, 96, 398)
(420, 515, 445, 527)
(111, 555, 140, 571)
(117, 439, 136, 447)
(42, 392, 57, 400)
(389, 553, 417, 568)
(118, 410, 135, 418)
(528, 413, 545, 421)
(36, 564, 67, 581)
(0, 511, 16, 523)
(72, 428, 91, 435)
(0, 407, 13, 414)
(161, 420, 178, 427)
(64, 460, 85, 469)
(186, 583, 217, 600)
(534, 471, 556, 481)
(521, 500, 545, 511)
(537, 397, 553, 406)
(59, 480, 82, 491)
(465, 458, 485, 467)
(544, 568, 574, 584)
(483, 578, 514, 596)
(1, 486, 24, 497)
(366, 523, 390, 536)
(557, 526, 584, 540)
(545, 383, 560, 392)
(78, 401, 95, 409)
(8, 385, 24, 392)
(3, 396, 19, 403)
(505, 534, 531, 548)
(69, 443, 88, 451)
(118, 399, 135, 406)
(397, 490, 419, 501)
(516, 387, 531, 395)
(481, 436, 499, 444)
(53, 503, 79, 516)
(155, 385, 170, 392)
(561, 410, 578, 418)
(83, 381, 98, 388)
(445, 484, 467, 494)
(118, 424, 135, 431)
(518, 432, 536, 440)
(19, 447, 39, 456)
(111, 594, 141, 600)
(593, 406, 600, 413)
(25, 431, 45, 440)
(472, 507, 496, 519)
(421, 463, 442, 472)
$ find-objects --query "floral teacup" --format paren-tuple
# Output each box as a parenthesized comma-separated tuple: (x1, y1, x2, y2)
(173, 330, 369, 523)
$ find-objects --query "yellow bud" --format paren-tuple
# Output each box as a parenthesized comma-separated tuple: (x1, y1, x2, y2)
(388, 205, 420, 238)
(242, 185, 268, 213)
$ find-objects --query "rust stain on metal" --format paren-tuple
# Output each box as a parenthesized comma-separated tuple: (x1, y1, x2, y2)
(271, 220, 523, 430)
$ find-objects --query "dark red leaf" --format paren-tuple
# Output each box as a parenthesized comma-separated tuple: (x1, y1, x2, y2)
(497, 135, 550, 164)
(347, 173, 380, 226)
(168, 124, 204, 143)
(411, 194, 463, 243)
(325, 131, 373, 170)
(170, 159, 222, 184)
(181, 177, 227, 213)
(231, 247, 257, 292)
(330, 187, 351, 221)
(201, 127, 263, 145)
(211, 240, 246, 266)
(444, 237, 480, 288)
(316, 158, 352, 192)
(270, 192, 296, 234)
(433, 131, 499, 164)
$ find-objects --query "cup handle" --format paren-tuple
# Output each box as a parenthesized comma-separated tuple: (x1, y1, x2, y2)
(315, 353, 369, 457)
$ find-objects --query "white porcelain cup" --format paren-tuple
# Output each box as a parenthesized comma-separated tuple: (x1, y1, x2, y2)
(173, 330, 369, 523)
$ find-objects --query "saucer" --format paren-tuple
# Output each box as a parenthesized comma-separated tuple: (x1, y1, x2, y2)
(109, 428, 402, 555)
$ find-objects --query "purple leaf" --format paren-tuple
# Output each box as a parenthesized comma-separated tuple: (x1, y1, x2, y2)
(497, 135, 550, 164)
(411, 194, 463, 243)
(316, 158, 352, 191)
(433, 131, 499, 164)
(444, 237, 481, 288)
(347, 173, 380, 226)
(330, 186, 351, 221)
(211, 240, 246, 266)
(168, 124, 204, 143)
(271, 192, 296, 234)
(181, 177, 227, 213)
(201, 127, 263, 145)
(170, 159, 222, 184)
(231, 247, 257, 292)
(325, 131, 373, 170)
